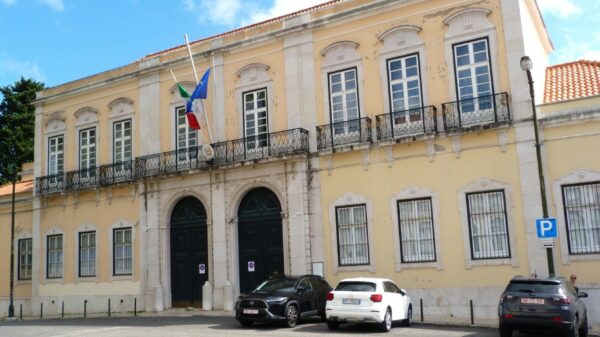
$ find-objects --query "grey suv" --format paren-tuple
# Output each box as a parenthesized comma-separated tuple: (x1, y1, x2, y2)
(498, 276, 589, 337)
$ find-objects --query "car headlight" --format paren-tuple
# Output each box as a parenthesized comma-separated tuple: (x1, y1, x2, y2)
(266, 297, 288, 304)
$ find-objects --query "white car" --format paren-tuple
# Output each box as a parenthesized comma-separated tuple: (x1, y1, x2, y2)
(325, 277, 412, 332)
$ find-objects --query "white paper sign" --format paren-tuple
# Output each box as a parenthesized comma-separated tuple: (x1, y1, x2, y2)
(248, 261, 255, 272)
(199, 263, 206, 274)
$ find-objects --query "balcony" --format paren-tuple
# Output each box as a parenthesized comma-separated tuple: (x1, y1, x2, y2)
(99, 161, 134, 185)
(316, 117, 372, 151)
(65, 167, 98, 191)
(376, 106, 437, 141)
(442, 92, 510, 132)
(134, 128, 309, 179)
(36, 174, 65, 195)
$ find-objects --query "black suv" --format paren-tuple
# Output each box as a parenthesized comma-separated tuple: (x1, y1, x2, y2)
(235, 274, 332, 328)
(498, 276, 589, 337)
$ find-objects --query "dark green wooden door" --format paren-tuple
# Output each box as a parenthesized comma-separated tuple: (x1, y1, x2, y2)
(170, 197, 208, 308)
(238, 188, 284, 293)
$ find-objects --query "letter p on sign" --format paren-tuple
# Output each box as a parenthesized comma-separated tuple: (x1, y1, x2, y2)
(536, 218, 557, 238)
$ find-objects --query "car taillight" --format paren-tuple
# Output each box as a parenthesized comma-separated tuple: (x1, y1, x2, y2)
(370, 294, 383, 302)
(500, 294, 514, 302)
(552, 316, 562, 322)
(503, 314, 513, 319)
(326, 292, 334, 301)
(553, 296, 571, 304)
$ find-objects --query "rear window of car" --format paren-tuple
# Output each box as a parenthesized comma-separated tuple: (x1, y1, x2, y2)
(507, 281, 561, 295)
(255, 278, 298, 292)
(335, 281, 376, 292)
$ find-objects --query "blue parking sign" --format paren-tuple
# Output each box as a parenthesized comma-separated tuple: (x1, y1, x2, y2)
(536, 218, 557, 238)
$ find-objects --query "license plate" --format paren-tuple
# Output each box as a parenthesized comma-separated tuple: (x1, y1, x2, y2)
(342, 298, 361, 305)
(243, 309, 259, 314)
(521, 298, 544, 305)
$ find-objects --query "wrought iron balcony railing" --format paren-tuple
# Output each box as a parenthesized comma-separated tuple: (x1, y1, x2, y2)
(99, 160, 134, 185)
(316, 117, 372, 150)
(65, 167, 98, 191)
(134, 128, 309, 179)
(36, 173, 65, 195)
(442, 92, 510, 131)
(376, 106, 437, 141)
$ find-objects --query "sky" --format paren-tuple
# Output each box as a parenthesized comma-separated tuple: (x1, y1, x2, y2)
(0, 0, 598, 90)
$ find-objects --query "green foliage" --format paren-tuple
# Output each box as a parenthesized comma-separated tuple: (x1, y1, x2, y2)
(0, 77, 45, 185)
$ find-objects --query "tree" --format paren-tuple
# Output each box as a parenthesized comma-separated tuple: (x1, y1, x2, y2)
(0, 77, 44, 185)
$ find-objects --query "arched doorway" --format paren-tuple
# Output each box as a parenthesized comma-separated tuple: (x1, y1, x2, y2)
(170, 197, 208, 307)
(238, 187, 284, 293)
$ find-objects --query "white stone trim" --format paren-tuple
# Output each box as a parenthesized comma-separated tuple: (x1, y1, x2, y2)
(108, 97, 135, 119)
(73, 223, 99, 282)
(108, 219, 136, 281)
(390, 187, 443, 271)
(552, 170, 600, 263)
(73, 107, 99, 128)
(43, 226, 65, 283)
(457, 178, 519, 269)
(328, 193, 375, 274)
(377, 25, 430, 118)
(234, 64, 274, 139)
(443, 7, 500, 102)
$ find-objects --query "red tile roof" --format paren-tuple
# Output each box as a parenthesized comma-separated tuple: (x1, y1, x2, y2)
(544, 60, 600, 104)
(143, 0, 345, 60)
(0, 179, 34, 197)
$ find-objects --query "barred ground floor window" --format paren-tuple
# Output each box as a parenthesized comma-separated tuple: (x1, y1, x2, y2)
(466, 190, 510, 260)
(397, 198, 436, 263)
(562, 182, 600, 254)
(336, 204, 369, 266)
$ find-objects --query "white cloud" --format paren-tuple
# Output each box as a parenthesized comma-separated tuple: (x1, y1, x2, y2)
(1, 0, 17, 6)
(537, 0, 581, 18)
(38, 0, 64, 11)
(184, 0, 330, 28)
(0, 53, 47, 83)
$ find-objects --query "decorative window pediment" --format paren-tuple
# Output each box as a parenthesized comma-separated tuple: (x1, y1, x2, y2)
(377, 25, 423, 54)
(444, 7, 493, 39)
(108, 97, 134, 119)
(45, 110, 66, 133)
(236, 63, 271, 87)
(74, 107, 99, 127)
(320, 41, 360, 68)
(168, 81, 195, 96)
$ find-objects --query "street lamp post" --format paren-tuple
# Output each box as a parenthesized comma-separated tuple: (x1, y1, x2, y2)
(520, 56, 555, 277)
(8, 145, 16, 318)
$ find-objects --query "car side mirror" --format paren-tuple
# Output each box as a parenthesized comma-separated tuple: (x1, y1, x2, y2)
(399, 288, 406, 296)
(297, 285, 307, 293)
(578, 291, 588, 298)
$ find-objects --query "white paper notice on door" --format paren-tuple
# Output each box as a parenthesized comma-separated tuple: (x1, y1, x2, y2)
(248, 261, 255, 272)
(199, 263, 206, 274)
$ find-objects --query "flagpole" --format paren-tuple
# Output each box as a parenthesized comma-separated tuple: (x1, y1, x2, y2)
(184, 34, 214, 144)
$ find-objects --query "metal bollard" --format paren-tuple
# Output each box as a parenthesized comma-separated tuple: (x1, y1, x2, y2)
(84, 299, 87, 318)
(134, 298, 137, 317)
(40, 302, 43, 319)
(420, 298, 424, 322)
(19, 304, 22, 320)
(470, 299, 474, 325)
(108, 299, 111, 317)
(61, 301, 64, 319)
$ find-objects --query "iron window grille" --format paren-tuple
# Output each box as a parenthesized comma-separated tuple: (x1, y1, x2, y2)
(18, 238, 32, 280)
(397, 198, 436, 263)
(113, 228, 132, 275)
(47, 234, 63, 279)
(562, 182, 600, 255)
(336, 204, 370, 266)
(79, 231, 96, 277)
(466, 190, 511, 260)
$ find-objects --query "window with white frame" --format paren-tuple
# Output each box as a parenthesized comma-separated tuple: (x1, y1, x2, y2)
(243, 88, 268, 150)
(113, 119, 132, 163)
(397, 198, 436, 263)
(387, 54, 423, 125)
(336, 204, 369, 266)
(79, 127, 96, 175)
(466, 190, 510, 259)
(176, 106, 197, 161)
(48, 135, 64, 175)
(47, 234, 63, 279)
(79, 231, 96, 277)
(113, 228, 132, 275)
(329, 68, 359, 135)
(453, 38, 493, 112)
(18, 238, 32, 280)
(562, 182, 600, 254)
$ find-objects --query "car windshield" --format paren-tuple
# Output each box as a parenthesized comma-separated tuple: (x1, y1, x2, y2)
(507, 281, 561, 295)
(254, 278, 298, 293)
(335, 281, 376, 292)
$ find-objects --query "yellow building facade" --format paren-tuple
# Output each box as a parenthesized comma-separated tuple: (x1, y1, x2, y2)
(1, 0, 598, 326)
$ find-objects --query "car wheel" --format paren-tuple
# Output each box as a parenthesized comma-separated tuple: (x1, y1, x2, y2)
(379, 308, 392, 332)
(499, 323, 512, 337)
(402, 305, 412, 326)
(327, 320, 340, 330)
(568, 315, 580, 337)
(580, 317, 589, 337)
(285, 304, 299, 328)
(238, 319, 253, 327)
